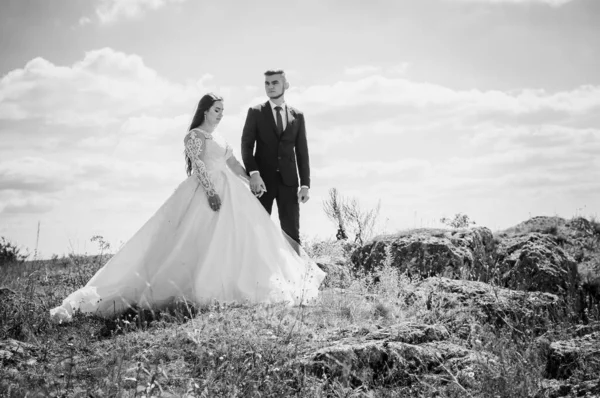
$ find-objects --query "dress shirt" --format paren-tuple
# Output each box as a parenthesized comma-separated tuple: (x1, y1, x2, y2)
(269, 100, 287, 131)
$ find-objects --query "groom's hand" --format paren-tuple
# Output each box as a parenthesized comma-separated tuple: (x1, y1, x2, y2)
(298, 187, 310, 204)
(249, 173, 266, 198)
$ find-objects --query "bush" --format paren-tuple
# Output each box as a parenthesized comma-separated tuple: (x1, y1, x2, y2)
(440, 213, 476, 229)
(0, 237, 28, 266)
(590, 217, 600, 238)
(323, 188, 381, 245)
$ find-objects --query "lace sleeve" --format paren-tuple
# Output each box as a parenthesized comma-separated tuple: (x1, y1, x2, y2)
(185, 131, 216, 197)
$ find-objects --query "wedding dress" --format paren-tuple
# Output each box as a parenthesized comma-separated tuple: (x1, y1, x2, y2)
(50, 128, 326, 322)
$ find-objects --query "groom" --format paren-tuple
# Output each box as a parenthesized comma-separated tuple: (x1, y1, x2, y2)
(241, 69, 310, 248)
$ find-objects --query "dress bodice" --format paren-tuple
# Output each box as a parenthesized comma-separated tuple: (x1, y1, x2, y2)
(186, 128, 232, 172)
(184, 128, 233, 197)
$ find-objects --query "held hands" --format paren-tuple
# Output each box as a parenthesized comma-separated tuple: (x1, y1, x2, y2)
(249, 173, 267, 198)
(208, 194, 221, 212)
(298, 187, 310, 204)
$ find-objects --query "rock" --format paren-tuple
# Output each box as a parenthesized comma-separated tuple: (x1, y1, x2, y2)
(363, 323, 450, 344)
(496, 233, 579, 296)
(351, 227, 496, 282)
(534, 378, 600, 398)
(504, 216, 598, 241)
(503, 216, 568, 236)
(545, 331, 600, 380)
(300, 322, 496, 388)
(315, 255, 353, 288)
(0, 287, 17, 297)
(572, 321, 600, 337)
(405, 277, 563, 334)
(0, 339, 38, 365)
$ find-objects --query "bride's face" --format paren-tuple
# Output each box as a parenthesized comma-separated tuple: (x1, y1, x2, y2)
(205, 101, 224, 126)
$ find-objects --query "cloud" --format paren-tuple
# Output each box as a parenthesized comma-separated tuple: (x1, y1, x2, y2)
(288, 76, 600, 120)
(469, 124, 600, 151)
(344, 64, 411, 77)
(95, 0, 188, 24)
(315, 159, 432, 180)
(119, 114, 190, 141)
(0, 48, 207, 225)
(294, 73, 599, 228)
(1, 56, 598, 253)
(386, 63, 410, 75)
(78, 17, 92, 26)
(0, 158, 71, 194)
(73, 156, 183, 193)
(445, 0, 576, 6)
(344, 66, 382, 76)
(0, 48, 199, 128)
(0, 196, 58, 215)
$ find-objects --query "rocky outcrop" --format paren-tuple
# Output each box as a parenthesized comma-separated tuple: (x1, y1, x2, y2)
(534, 379, 600, 398)
(362, 323, 450, 344)
(496, 233, 579, 296)
(504, 216, 599, 242)
(537, 329, 600, 397)
(405, 277, 563, 333)
(350, 220, 588, 301)
(0, 339, 38, 366)
(315, 255, 353, 288)
(300, 322, 496, 388)
(545, 331, 600, 379)
(350, 227, 496, 281)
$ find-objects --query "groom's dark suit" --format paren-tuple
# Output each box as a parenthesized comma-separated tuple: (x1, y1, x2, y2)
(241, 101, 310, 244)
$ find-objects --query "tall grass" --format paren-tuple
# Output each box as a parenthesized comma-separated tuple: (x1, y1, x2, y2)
(1, 236, 599, 397)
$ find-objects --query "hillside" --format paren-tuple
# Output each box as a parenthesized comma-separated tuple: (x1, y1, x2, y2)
(1, 216, 599, 397)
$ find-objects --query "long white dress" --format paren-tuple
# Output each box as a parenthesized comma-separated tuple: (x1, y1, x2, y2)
(50, 128, 326, 322)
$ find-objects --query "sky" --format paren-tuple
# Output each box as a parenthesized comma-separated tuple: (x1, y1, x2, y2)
(1, 0, 599, 258)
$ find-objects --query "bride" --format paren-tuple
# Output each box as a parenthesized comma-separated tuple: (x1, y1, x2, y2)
(50, 93, 326, 322)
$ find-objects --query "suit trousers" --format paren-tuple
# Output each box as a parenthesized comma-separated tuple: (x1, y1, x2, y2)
(258, 173, 300, 246)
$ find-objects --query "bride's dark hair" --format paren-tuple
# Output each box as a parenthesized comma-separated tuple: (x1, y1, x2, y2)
(185, 93, 223, 176)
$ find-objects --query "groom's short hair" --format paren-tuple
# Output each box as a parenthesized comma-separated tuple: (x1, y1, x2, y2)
(264, 69, 286, 80)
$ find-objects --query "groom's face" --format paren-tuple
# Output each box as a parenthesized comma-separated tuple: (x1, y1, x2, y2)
(265, 74, 286, 99)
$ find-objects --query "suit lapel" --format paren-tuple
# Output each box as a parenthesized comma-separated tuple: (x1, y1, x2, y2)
(284, 106, 295, 136)
(262, 102, 279, 139)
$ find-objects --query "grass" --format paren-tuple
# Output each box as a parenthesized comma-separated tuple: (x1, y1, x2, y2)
(1, 236, 599, 397)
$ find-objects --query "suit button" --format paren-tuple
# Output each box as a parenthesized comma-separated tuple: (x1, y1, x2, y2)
(278, 157, 281, 160)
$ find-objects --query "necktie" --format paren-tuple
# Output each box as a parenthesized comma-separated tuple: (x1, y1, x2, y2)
(274, 106, 284, 135)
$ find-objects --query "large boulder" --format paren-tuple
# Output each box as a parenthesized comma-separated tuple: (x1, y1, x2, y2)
(315, 255, 353, 288)
(0, 339, 38, 366)
(534, 379, 600, 398)
(545, 331, 600, 380)
(496, 233, 579, 296)
(503, 216, 599, 243)
(405, 277, 564, 334)
(351, 227, 496, 282)
(300, 322, 496, 388)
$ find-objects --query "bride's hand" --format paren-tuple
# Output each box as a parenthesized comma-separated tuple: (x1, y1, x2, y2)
(249, 173, 266, 198)
(208, 194, 221, 212)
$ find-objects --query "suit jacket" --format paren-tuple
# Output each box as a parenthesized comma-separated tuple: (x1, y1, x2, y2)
(241, 101, 310, 189)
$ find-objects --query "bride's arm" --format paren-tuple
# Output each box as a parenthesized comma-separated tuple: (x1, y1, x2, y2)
(185, 132, 217, 197)
(226, 154, 250, 183)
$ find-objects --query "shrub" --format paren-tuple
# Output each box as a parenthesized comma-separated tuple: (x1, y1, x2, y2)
(323, 188, 381, 245)
(440, 213, 476, 229)
(0, 237, 28, 266)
